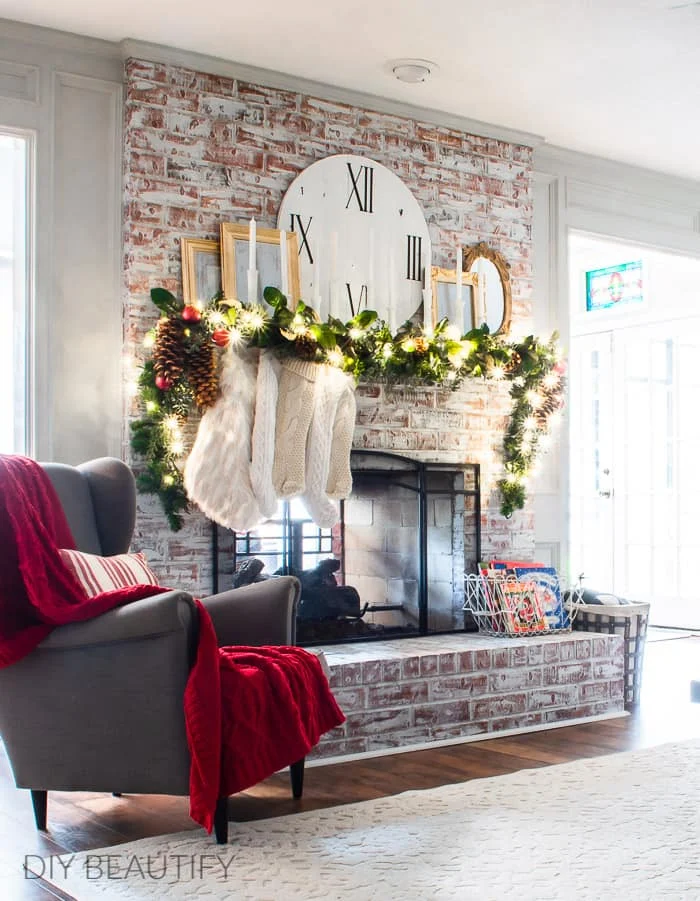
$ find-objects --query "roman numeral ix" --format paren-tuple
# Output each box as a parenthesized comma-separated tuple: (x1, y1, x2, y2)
(346, 163, 374, 213)
(289, 214, 313, 264)
(406, 235, 422, 281)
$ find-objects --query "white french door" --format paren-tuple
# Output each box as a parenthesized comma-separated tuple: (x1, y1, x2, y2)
(570, 320, 700, 627)
(569, 331, 615, 591)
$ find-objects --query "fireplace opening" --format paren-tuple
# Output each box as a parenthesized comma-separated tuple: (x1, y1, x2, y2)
(212, 451, 481, 645)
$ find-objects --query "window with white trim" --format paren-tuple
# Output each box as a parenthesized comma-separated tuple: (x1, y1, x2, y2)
(0, 131, 30, 454)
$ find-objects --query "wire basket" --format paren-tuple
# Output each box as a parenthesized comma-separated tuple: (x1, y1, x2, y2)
(464, 572, 582, 636)
(569, 601, 649, 707)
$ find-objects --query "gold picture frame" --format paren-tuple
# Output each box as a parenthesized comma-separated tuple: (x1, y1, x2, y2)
(220, 223, 301, 305)
(181, 238, 222, 305)
(462, 242, 513, 336)
(431, 266, 479, 331)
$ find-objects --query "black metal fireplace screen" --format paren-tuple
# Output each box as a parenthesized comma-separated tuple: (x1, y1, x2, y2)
(212, 450, 481, 645)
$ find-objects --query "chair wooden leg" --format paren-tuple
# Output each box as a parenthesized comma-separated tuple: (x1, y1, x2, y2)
(30, 790, 47, 831)
(214, 797, 229, 845)
(290, 758, 305, 799)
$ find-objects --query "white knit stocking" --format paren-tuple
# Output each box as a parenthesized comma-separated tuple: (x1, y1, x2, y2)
(184, 345, 263, 533)
(325, 379, 357, 499)
(272, 358, 319, 498)
(250, 349, 281, 519)
(302, 365, 348, 528)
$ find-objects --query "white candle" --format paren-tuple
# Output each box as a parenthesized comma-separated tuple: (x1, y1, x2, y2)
(368, 228, 375, 310)
(330, 231, 338, 319)
(422, 239, 432, 333)
(313, 253, 322, 316)
(248, 218, 257, 272)
(247, 269, 258, 305)
(388, 243, 396, 332)
(455, 247, 464, 334)
(280, 230, 289, 298)
(478, 259, 487, 325)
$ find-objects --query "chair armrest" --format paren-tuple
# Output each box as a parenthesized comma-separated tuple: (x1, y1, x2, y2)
(38, 590, 198, 651)
(202, 576, 300, 646)
(0, 590, 198, 796)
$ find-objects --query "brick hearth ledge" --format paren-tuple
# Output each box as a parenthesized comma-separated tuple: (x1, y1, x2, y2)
(310, 633, 625, 761)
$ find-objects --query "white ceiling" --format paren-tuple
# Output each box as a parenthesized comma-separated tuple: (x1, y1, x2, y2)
(2, 0, 700, 180)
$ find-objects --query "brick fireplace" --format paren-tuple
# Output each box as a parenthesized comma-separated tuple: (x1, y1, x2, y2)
(120, 57, 624, 758)
(122, 57, 536, 593)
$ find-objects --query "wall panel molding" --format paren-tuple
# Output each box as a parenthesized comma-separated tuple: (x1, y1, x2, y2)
(0, 60, 39, 103)
(49, 69, 123, 462)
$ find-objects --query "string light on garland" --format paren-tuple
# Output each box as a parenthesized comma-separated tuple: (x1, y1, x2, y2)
(130, 285, 565, 529)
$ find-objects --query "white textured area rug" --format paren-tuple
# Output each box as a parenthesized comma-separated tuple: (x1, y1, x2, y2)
(33, 740, 700, 901)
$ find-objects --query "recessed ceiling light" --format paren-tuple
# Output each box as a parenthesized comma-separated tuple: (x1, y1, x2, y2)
(389, 59, 438, 84)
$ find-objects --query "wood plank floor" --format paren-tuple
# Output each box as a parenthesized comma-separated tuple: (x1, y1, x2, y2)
(4, 633, 699, 900)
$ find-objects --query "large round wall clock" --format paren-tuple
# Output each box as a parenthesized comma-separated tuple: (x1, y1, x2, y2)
(277, 154, 431, 328)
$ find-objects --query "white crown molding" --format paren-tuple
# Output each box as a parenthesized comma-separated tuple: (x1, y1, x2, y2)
(536, 143, 700, 204)
(0, 17, 120, 59)
(120, 38, 545, 149)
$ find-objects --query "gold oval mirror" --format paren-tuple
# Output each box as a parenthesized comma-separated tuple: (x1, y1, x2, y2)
(462, 242, 512, 336)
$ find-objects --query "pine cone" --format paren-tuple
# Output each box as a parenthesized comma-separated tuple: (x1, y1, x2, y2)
(188, 343, 219, 409)
(505, 350, 522, 374)
(294, 335, 318, 360)
(153, 317, 187, 384)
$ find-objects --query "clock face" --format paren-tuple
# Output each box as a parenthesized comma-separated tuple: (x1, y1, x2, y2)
(277, 154, 431, 326)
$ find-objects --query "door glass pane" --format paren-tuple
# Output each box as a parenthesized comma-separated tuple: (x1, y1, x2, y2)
(0, 132, 29, 454)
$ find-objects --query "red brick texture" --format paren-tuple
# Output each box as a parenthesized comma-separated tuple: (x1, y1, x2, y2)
(315, 634, 625, 759)
(123, 57, 535, 592)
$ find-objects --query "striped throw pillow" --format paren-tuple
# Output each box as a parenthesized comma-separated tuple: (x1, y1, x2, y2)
(59, 549, 159, 597)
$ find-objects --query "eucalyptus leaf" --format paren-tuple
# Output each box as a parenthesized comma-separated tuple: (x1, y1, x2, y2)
(263, 286, 286, 308)
(355, 310, 378, 328)
(310, 323, 338, 349)
(151, 288, 181, 314)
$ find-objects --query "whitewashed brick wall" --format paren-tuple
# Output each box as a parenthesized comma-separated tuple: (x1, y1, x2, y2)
(122, 58, 535, 593)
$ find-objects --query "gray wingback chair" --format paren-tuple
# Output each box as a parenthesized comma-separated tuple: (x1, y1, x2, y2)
(0, 457, 302, 844)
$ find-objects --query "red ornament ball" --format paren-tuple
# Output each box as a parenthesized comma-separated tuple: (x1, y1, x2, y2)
(182, 305, 202, 323)
(211, 328, 230, 348)
(155, 374, 173, 391)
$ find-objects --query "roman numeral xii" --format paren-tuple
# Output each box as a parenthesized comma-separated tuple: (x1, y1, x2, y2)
(346, 163, 374, 213)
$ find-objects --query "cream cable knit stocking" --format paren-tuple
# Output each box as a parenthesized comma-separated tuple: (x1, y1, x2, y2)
(272, 358, 319, 498)
(184, 345, 263, 533)
(302, 365, 346, 528)
(250, 350, 281, 519)
(325, 378, 357, 499)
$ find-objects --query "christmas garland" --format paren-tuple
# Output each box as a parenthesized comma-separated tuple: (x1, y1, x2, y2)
(131, 287, 565, 530)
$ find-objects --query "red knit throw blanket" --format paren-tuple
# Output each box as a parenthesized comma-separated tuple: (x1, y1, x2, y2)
(0, 455, 345, 833)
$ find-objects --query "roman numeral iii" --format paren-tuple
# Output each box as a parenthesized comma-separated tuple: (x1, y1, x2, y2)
(346, 163, 374, 213)
(406, 235, 422, 281)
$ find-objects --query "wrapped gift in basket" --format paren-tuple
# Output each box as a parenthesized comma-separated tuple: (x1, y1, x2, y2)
(464, 560, 582, 636)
